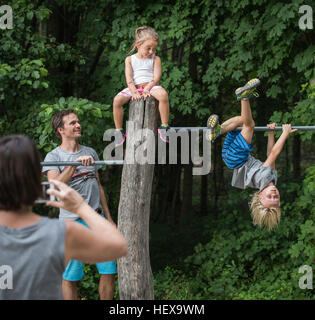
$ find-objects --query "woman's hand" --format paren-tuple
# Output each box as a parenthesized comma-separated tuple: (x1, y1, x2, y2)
(46, 179, 85, 214)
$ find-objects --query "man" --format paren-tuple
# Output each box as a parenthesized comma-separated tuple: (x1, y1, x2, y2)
(43, 109, 117, 300)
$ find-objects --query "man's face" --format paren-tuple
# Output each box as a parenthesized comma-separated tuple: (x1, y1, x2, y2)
(59, 113, 81, 139)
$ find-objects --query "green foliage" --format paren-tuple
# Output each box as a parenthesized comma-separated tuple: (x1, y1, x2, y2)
(0, 96, 112, 160)
(0, 58, 48, 100)
(153, 266, 193, 300)
(76, 265, 120, 300)
(77, 264, 100, 300)
(270, 83, 315, 142)
(289, 165, 315, 268)
(36, 97, 112, 155)
(152, 168, 315, 300)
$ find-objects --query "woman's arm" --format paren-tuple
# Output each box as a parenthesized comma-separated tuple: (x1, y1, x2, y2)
(46, 179, 127, 266)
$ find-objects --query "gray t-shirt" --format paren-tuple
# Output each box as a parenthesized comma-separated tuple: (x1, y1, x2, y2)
(42, 145, 102, 220)
(231, 155, 278, 191)
(0, 217, 66, 300)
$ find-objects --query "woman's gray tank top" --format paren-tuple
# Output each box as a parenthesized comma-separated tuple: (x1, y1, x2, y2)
(0, 217, 66, 300)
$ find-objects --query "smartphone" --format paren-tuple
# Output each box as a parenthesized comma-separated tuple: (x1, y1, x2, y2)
(35, 182, 55, 203)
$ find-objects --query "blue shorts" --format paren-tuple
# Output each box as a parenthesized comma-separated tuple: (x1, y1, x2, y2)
(222, 130, 253, 169)
(63, 214, 117, 282)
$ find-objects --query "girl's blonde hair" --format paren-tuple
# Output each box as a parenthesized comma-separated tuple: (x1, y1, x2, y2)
(249, 191, 281, 231)
(130, 26, 159, 52)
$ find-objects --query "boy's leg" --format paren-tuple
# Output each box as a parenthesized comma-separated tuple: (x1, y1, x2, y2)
(207, 115, 243, 142)
(207, 78, 259, 142)
(220, 116, 243, 135)
(240, 98, 255, 144)
(235, 78, 260, 143)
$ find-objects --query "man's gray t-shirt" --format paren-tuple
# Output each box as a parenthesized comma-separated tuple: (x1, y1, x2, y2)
(231, 155, 278, 191)
(42, 145, 102, 220)
(0, 217, 66, 300)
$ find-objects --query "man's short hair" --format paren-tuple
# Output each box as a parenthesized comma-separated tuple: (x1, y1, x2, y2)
(0, 135, 42, 211)
(51, 109, 77, 139)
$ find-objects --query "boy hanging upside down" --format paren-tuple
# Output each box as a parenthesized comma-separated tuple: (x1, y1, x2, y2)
(207, 79, 297, 230)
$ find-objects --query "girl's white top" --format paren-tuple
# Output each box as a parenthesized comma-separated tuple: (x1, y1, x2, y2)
(131, 54, 154, 85)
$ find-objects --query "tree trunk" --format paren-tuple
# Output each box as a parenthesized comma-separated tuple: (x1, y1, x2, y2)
(117, 97, 158, 300)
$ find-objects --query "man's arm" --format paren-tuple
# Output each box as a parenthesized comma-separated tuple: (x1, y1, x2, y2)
(47, 167, 76, 184)
(96, 172, 116, 226)
(46, 155, 94, 184)
(263, 124, 297, 168)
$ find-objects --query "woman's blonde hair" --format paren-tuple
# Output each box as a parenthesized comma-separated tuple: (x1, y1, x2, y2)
(249, 191, 281, 231)
(130, 26, 159, 52)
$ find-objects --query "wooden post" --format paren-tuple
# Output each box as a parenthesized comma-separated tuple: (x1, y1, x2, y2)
(117, 96, 159, 300)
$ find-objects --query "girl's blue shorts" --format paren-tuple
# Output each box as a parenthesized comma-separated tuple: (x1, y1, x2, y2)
(62, 214, 117, 282)
(222, 130, 253, 169)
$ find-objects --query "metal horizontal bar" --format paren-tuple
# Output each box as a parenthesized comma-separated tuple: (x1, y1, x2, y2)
(41, 160, 124, 166)
(171, 126, 315, 131)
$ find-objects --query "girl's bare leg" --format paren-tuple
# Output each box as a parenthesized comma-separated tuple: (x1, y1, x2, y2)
(113, 95, 130, 129)
(150, 88, 169, 125)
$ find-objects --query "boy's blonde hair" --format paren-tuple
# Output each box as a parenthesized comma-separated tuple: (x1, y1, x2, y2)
(249, 191, 281, 230)
(130, 26, 159, 52)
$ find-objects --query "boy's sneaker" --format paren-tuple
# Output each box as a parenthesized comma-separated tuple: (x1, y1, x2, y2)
(235, 78, 260, 101)
(114, 129, 126, 147)
(158, 125, 170, 143)
(207, 114, 221, 142)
